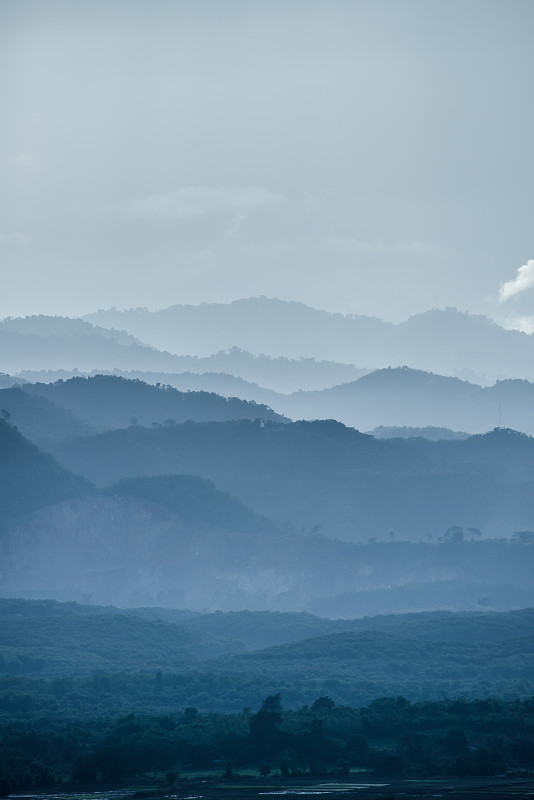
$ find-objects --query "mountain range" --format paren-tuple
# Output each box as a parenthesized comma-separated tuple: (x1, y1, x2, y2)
(85, 297, 534, 382)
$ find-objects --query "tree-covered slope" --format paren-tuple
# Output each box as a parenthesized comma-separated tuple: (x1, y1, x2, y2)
(0, 387, 96, 444)
(276, 368, 534, 435)
(2, 601, 534, 707)
(0, 419, 93, 529)
(48, 419, 534, 540)
(106, 474, 278, 535)
(0, 599, 243, 677)
(22, 374, 286, 429)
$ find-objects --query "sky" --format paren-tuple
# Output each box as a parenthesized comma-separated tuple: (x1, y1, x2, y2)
(1, 0, 534, 327)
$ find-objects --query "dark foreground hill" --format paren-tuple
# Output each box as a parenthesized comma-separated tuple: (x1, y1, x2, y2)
(19, 374, 285, 430)
(48, 419, 534, 540)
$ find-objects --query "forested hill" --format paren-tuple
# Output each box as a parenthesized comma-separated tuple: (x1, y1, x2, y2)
(278, 368, 534, 435)
(106, 474, 278, 536)
(2, 600, 534, 707)
(48, 419, 534, 540)
(0, 419, 93, 528)
(19, 374, 286, 430)
(0, 387, 96, 444)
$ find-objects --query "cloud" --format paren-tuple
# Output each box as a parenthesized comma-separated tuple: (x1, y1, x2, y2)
(499, 260, 534, 302)
(127, 186, 287, 226)
(500, 315, 534, 334)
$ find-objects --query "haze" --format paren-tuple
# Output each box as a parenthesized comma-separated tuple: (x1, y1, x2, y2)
(2, 0, 534, 328)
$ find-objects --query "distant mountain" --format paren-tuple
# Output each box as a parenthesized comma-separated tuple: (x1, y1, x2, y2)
(0, 315, 215, 374)
(0, 373, 22, 389)
(0, 387, 96, 444)
(2, 314, 368, 392)
(0, 419, 92, 529)
(369, 425, 470, 441)
(0, 314, 141, 344)
(16, 366, 534, 437)
(13, 349, 366, 394)
(17, 369, 284, 407)
(21, 374, 286, 430)
(84, 297, 534, 381)
(47, 419, 534, 540)
(277, 368, 534, 435)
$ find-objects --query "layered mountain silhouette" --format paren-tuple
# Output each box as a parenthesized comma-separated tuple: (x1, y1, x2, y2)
(85, 297, 534, 381)
(45, 419, 534, 540)
(277, 368, 534, 434)
(1, 314, 366, 391)
(0, 374, 285, 435)
(0, 418, 92, 529)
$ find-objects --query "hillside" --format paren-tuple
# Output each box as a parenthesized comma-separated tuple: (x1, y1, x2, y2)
(210, 627, 534, 707)
(370, 425, 470, 440)
(0, 387, 96, 444)
(0, 599, 243, 677)
(0, 419, 92, 529)
(21, 374, 286, 430)
(106, 474, 278, 536)
(276, 368, 534, 434)
(84, 297, 534, 381)
(3, 314, 368, 392)
(2, 602, 534, 708)
(47, 420, 534, 540)
(3, 489, 534, 612)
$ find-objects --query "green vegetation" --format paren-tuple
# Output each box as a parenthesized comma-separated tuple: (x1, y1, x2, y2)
(1, 692, 534, 792)
(2, 601, 534, 708)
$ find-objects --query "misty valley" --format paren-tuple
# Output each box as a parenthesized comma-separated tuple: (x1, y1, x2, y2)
(2, 300, 534, 800)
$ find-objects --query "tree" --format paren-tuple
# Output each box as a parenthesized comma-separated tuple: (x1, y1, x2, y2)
(311, 696, 335, 713)
(441, 526, 464, 543)
(512, 530, 534, 545)
(249, 695, 284, 754)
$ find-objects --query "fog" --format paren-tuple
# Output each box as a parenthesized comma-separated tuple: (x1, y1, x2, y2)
(3, 4, 534, 790)
(2, 0, 534, 328)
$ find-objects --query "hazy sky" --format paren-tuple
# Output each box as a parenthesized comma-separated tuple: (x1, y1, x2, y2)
(2, 0, 534, 326)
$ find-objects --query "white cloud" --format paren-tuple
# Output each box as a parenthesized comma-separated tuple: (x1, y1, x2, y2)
(127, 186, 287, 225)
(499, 259, 534, 302)
(500, 315, 534, 334)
